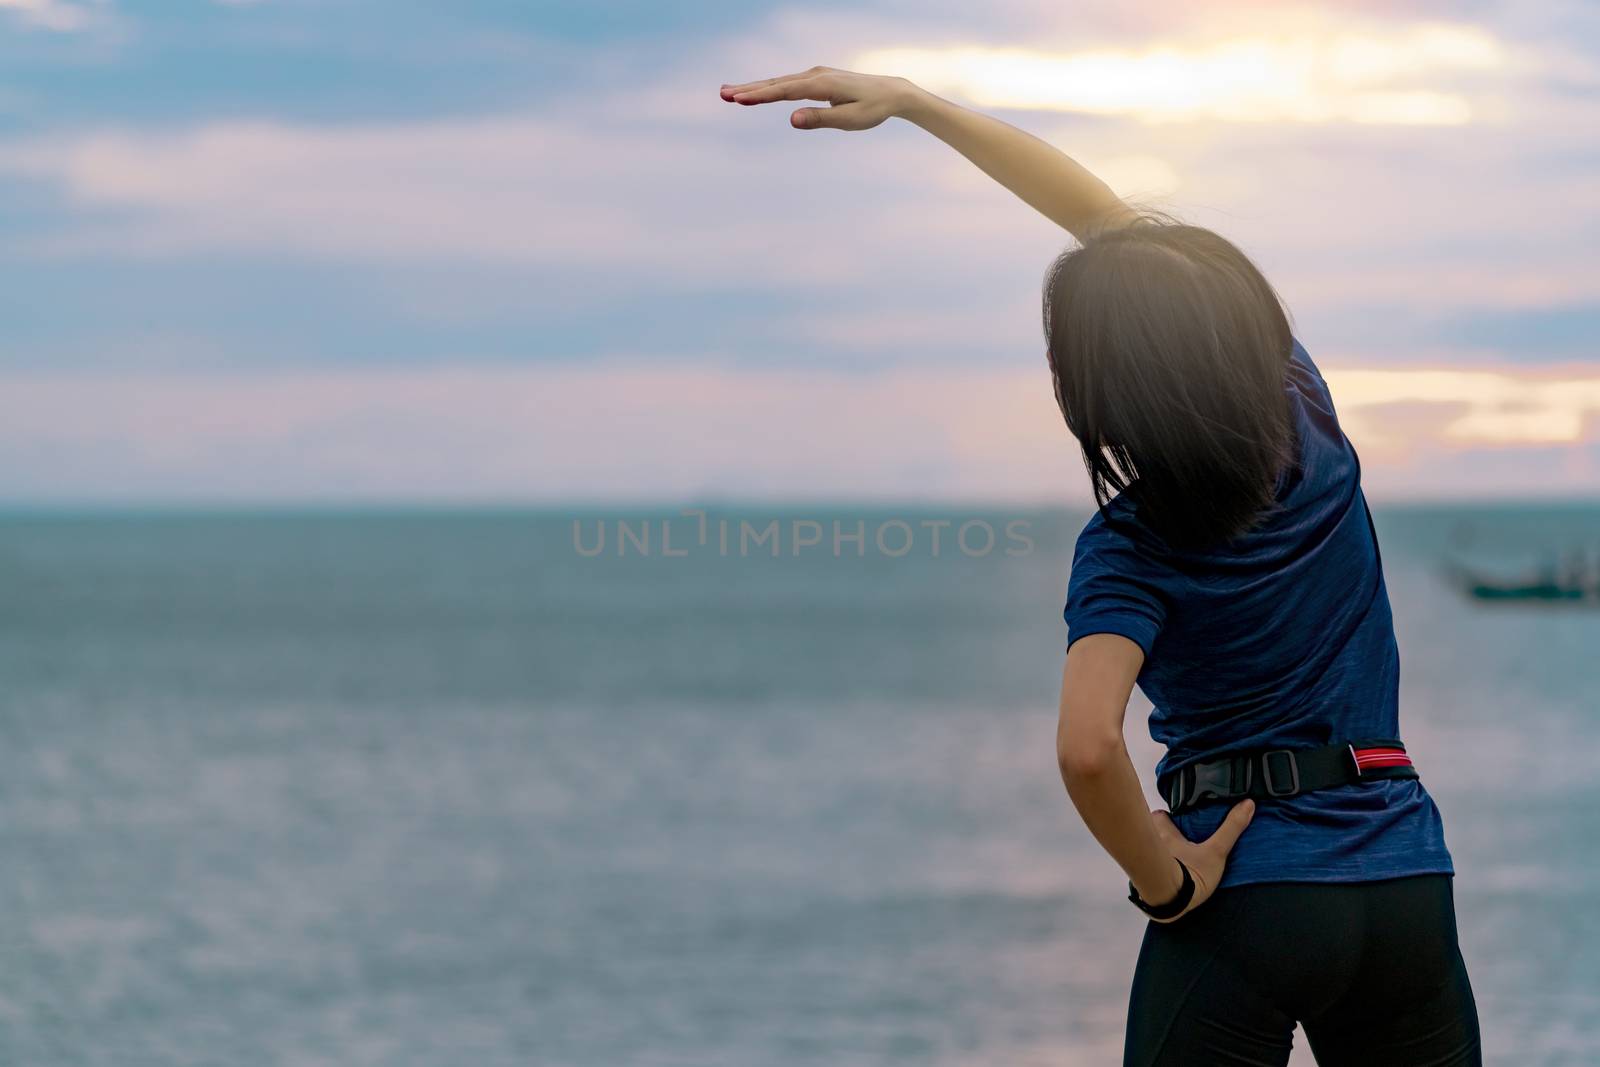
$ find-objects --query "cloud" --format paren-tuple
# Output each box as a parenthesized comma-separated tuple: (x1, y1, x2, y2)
(0, 2, 1590, 337)
(0, 0, 256, 31)
(2, 96, 1595, 328)
(1329, 366, 1600, 446)
(0, 115, 953, 280)
(3, 118, 654, 262)
(0, 0, 92, 31)
(3, 357, 1597, 503)
(855, 19, 1505, 125)
(0, 0, 1594, 507)
(0, 362, 1075, 502)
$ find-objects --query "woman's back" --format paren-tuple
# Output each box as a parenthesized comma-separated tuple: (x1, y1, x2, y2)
(1064, 339, 1454, 886)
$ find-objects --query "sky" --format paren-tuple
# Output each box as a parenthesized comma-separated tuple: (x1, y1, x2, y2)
(0, 0, 1596, 505)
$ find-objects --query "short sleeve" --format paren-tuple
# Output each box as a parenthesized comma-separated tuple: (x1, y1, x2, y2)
(1284, 337, 1362, 482)
(1285, 338, 1341, 431)
(1062, 524, 1167, 657)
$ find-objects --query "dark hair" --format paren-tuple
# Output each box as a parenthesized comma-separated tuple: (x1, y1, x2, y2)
(1042, 215, 1295, 550)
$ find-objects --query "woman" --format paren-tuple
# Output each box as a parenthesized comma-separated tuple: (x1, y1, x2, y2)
(722, 68, 1481, 1066)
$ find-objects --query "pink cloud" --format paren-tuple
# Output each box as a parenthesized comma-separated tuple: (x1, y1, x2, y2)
(5, 358, 1598, 503)
(0, 0, 1595, 504)
(0, 2, 1592, 321)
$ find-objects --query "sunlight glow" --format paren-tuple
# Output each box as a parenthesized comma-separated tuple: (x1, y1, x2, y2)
(1084, 153, 1182, 198)
(1325, 369, 1600, 446)
(855, 22, 1503, 125)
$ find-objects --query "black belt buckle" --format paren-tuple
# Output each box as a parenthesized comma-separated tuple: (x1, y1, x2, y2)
(1261, 749, 1301, 797)
(1169, 755, 1253, 811)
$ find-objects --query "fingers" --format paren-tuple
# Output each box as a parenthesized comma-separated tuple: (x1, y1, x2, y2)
(720, 67, 830, 101)
(791, 102, 868, 130)
(1204, 799, 1257, 854)
(723, 70, 809, 94)
(1152, 801, 1256, 854)
(728, 77, 831, 106)
(1144, 802, 1254, 922)
(720, 76, 786, 102)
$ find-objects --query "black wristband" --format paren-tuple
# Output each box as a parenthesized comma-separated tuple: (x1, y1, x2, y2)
(1128, 858, 1194, 920)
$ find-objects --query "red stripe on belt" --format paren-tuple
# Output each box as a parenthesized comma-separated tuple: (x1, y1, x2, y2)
(1352, 746, 1412, 772)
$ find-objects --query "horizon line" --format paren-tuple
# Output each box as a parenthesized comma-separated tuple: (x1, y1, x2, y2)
(3, 493, 1600, 516)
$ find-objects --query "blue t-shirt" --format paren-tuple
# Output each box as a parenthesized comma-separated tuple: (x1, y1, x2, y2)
(1062, 339, 1453, 888)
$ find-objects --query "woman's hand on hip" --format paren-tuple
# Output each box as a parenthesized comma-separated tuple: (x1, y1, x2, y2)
(1149, 799, 1256, 923)
(720, 67, 917, 130)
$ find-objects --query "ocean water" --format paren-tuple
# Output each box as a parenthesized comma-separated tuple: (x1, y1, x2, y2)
(2, 504, 1598, 1066)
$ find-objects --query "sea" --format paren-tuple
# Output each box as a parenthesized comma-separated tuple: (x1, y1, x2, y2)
(2, 503, 1597, 1066)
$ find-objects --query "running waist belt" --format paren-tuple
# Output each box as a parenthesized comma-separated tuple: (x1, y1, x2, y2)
(1159, 739, 1417, 814)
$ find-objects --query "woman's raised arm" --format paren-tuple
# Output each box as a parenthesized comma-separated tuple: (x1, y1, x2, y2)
(721, 66, 1135, 242)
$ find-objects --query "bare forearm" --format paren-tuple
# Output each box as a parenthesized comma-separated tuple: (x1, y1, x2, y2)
(1051, 638, 1256, 919)
(723, 68, 1131, 241)
(897, 84, 1134, 241)
(1062, 743, 1184, 903)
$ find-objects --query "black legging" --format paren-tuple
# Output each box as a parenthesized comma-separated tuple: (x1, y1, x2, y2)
(1124, 874, 1480, 1066)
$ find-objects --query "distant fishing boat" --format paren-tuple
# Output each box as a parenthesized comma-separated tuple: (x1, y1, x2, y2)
(1443, 555, 1598, 604)
(1462, 576, 1587, 601)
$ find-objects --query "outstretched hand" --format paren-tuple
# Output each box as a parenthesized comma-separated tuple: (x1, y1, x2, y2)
(720, 66, 914, 130)
(1148, 799, 1256, 922)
